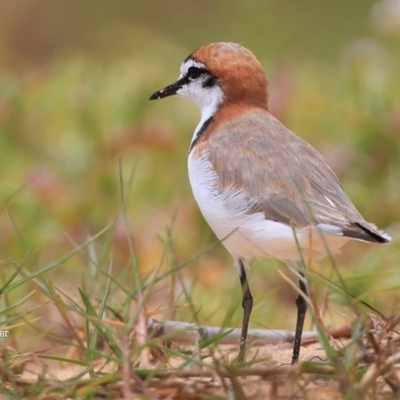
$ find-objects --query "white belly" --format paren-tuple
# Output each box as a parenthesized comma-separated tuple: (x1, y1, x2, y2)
(188, 152, 349, 262)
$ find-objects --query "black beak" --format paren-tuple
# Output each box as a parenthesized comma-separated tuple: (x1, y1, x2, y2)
(149, 80, 182, 100)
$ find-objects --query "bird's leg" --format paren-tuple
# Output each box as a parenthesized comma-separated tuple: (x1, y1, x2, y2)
(238, 259, 253, 364)
(291, 270, 308, 364)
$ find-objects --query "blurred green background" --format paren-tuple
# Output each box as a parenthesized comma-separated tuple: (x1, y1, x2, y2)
(0, 0, 399, 348)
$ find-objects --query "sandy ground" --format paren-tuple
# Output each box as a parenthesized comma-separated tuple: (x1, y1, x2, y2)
(8, 338, 396, 399)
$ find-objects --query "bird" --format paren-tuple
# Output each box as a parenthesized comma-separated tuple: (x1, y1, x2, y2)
(149, 42, 391, 364)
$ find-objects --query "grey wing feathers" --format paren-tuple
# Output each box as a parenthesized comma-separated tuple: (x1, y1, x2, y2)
(208, 109, 391, 244)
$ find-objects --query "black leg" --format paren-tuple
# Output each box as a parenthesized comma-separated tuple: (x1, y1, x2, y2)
(291, 271, 308, 364)
(238, 259, 253, 364)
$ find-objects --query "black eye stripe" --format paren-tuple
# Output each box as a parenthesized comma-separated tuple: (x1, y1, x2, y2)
(184, 65, 218, 88)
(202, 75, 217, 88)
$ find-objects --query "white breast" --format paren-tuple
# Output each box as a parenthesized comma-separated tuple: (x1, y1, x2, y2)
(187, 151, 350, 263)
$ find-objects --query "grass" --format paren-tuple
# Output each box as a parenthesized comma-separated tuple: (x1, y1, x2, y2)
(0, 164, 399, 398)
(0, 217, 399, 399)
(0, 32, 399, 398)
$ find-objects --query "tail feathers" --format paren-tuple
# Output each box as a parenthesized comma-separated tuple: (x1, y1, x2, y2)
(342, 222, 391, 244)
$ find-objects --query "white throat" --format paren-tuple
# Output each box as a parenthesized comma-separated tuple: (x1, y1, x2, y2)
(176, 59, 224, 151)
(190, 94, 221, 148)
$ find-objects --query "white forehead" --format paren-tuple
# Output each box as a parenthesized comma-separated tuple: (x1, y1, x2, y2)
(179, 58, 206, 79)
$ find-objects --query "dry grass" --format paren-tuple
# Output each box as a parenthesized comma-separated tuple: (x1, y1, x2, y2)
(2, 310, 400, 399)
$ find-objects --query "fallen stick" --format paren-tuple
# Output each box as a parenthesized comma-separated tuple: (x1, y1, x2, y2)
(147, 317, 323, 345)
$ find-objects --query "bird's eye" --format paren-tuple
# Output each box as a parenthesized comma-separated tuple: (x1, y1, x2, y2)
(187, 66, 203, 80)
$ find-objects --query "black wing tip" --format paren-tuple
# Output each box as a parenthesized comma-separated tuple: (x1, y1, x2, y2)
(343, 222, 392, 244)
